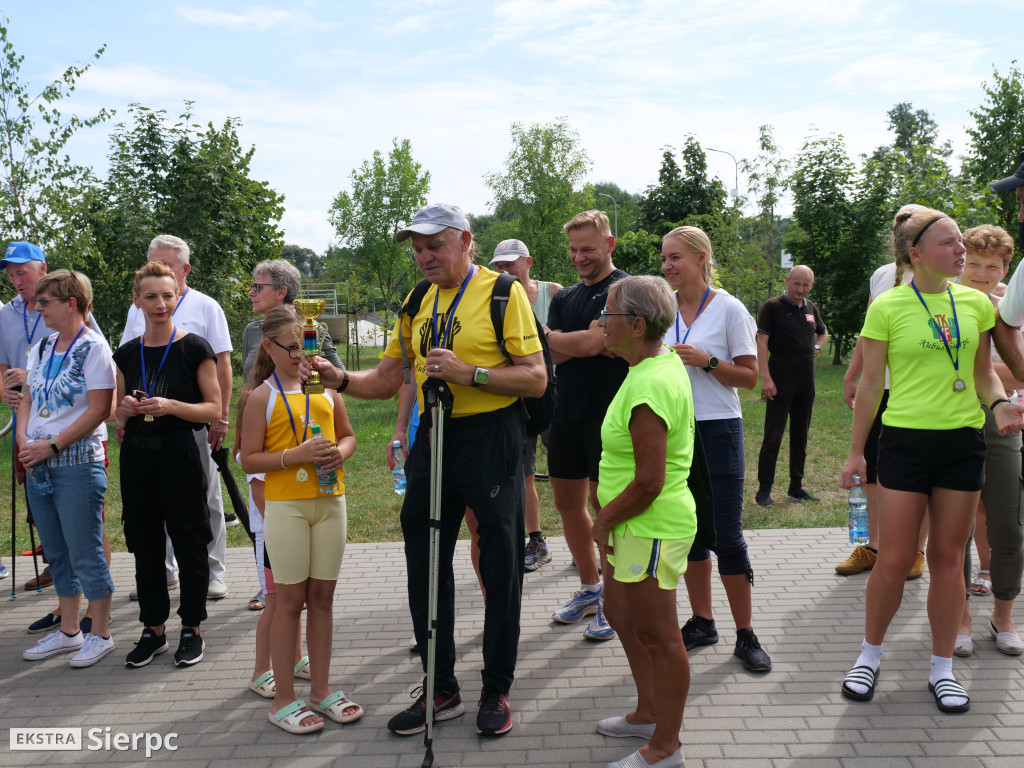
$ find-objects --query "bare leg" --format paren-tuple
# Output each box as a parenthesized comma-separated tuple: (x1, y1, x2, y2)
(974, 501, 992, 573)
(682, 559, 713, 620)
(57, 593, 83, 636)
(271, 580, 321, 727)
(253, 590, 275, 680)
(865, 482, 880, 550)
(991, 597, 1017, 634)
(464, 508, 485, 600)
(551, 476, 598, 584)
(722, 573, 753, 630)
(924, 488, 978, 657)
(524, 474, 541, 533)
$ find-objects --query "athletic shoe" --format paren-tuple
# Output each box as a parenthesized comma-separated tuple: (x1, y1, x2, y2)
(174, 629, 205, 666)
(907, 550, 925, 580)
(583, 600, 615, 641)
(129, 578, 179, 601)
(755, 491, 774, 507)
(387, 688, 464, 736)
(69, 633, 115, 668)
(0, 561, 8, 579)
(27, 612, 62, 634)
(787, 487, 821, 502)
(23, 630, 84, 660)
(79, 617, 92, 635)
(552, 587, 602, 623)
(207, 578, 228, 599)
(476, 690, 513, 736)
(836, 545, 877, 575)
(524, 537, 551, 571)
(681, 615, 719, 651)
(224, 512, 240, 527)
(408, 635, 418, 653)
(735, 628, 772, 672)
(125, 629, 169, 668)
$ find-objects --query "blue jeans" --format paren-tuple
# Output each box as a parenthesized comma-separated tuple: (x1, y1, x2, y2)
(689, 418, 753, 580)
(26, 461, 114, 601)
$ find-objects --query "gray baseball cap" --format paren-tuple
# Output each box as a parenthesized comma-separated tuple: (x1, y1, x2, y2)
(490, 239, 530, 263)
(395, 203, 470, 242)
(991, 151, 1024, 193)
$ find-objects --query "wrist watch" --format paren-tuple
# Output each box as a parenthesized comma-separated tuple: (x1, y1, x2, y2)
(702, 356, 719, 373)
(49, 438, 60, 456)
(471, 367, 489, 387)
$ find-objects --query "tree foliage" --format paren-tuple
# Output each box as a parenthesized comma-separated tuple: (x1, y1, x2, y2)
(741, 125, 788, 306)
(0, 17, 111, 274)
(329, 137, 429, 317)
(638, 138, 727, 235)
(281, 243, 325, 280)
(483, 118, 593, 284)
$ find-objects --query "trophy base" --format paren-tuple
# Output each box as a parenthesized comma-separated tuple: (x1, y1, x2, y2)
(302, 381, 325, 395)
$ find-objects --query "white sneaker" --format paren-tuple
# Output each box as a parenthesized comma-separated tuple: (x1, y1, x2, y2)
(69, 633, 116, 668)
(207, 578, 229, 599)
(23, 630, 84, 660)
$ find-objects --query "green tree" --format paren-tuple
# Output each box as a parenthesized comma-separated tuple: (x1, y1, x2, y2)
(281, 243, 325, 280)
(964, 63, 1024, 250)
(742, 125, 788, 306)
(593, 181, 640, 237)
(329, 137, 430, 319)
(638, 138, 727, 235)
(483, 118, 593, 285)
(0, 17, 111, 277)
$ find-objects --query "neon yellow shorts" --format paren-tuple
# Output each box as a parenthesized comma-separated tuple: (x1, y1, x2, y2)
(264, 495, 347, 584)
(606, 525, 694, 590)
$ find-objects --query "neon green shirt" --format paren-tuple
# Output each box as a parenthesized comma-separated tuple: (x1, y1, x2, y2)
(597, 350, 697, 540)
(861, 281, 995, 430)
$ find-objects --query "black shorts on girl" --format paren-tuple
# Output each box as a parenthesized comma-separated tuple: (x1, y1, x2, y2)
(877, 425, 986, 494)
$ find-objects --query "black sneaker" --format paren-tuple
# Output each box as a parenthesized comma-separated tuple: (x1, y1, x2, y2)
(755, 491, 774, 507)
(387, 687, 464, 736)
(224, 512, 240, 527)
(735, 628, 772, 672)
(681, 615, 719, 651)
(476, 689, 513, 736)
(787, 487, 820, 503)
(173, 629, 205, 667)
(125, 629, 169, 668)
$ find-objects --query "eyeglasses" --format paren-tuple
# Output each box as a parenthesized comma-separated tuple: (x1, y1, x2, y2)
(268, 337, 302, 359)
(249, 282, 273, 293)
(599, 309, 636, 326)
(36, 298, 69, 308)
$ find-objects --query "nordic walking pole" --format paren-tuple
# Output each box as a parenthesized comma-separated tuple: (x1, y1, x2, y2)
(9, 428, 17, 599)
(421, 379, 452, 768)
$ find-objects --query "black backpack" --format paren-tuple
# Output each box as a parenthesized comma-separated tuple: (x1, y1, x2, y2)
(396, 272, 557, 437)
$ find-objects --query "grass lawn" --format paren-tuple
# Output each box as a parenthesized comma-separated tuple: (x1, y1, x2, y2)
(0, 349, 850, 555)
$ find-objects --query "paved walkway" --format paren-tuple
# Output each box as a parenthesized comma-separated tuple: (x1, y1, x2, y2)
(1, 529, 1022, 767)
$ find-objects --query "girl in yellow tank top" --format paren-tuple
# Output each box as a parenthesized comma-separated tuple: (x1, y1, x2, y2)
(240, 306, 360, 735)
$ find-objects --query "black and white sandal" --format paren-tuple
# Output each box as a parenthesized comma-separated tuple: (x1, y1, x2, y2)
(928, 678, 970, 713)
(841, 665, 879, 702)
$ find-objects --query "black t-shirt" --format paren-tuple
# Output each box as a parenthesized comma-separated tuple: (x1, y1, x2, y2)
(756, 294, 826, 359)
(113, 333, 216, 435)
(547, 269, 630, 423)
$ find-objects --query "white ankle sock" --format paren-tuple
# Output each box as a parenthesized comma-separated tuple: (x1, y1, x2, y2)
(846, 640, 883, 695)
(929, 655, 967, 707)
(581, 583, 601, 593)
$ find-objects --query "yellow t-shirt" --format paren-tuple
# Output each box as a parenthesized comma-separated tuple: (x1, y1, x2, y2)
(262, 384, 344, 500)
(861, 281, 995, 430)
(384, 267, 543, 418)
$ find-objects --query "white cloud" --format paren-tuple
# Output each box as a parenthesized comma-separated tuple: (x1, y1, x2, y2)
(175, 5, 340, 32)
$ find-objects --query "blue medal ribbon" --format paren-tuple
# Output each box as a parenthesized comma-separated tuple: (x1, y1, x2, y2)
(172, 287, 189, 316)
(674, 285, 711, 344)
(910, 280, 964, 390)
(140, 325, 177, 399)
(431, 267, 475, 349)
(272, 371, 309, 447)
(41, 325, 87, 408)
(23, 302, 42, 355)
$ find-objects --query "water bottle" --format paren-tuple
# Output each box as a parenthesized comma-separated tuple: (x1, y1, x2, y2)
(392, 440, 407, 496)
(310, 425, 339, 495)
(25, 440, 53, 496)
(848, 474, 868, 545)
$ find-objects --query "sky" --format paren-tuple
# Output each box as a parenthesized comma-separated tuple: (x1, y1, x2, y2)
(4, 1, 1023, 252)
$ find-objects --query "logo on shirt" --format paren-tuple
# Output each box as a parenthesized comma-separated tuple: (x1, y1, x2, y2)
(417, 308, 462, 355)
(928, 314, 960, 343)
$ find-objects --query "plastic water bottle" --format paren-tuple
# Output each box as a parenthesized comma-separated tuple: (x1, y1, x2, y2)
(392, 440, 407, 496)
(25, 440, 53, 496)
(310, 425, 339, 495)
(848, 474, 868, 545)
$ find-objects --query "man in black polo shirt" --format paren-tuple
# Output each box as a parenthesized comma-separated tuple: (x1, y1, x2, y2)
(544, 210, 628, 641)
(755, 265, 827, 507)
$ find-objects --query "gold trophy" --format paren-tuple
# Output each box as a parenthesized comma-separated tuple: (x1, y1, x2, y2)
(293, 299, 328, 394)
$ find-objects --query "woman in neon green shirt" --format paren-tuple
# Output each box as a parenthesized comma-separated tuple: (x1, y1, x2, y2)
(840, 207, 1024, 715)
(593, 275, 693, 768)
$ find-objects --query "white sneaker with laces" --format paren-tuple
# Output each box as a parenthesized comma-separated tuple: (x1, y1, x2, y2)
(23, 630, 84, 660)
(69, 633, 116, 668)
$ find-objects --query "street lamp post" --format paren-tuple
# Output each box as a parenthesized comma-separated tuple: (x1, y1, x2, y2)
(706, 147, 739, 208)
(598, 192, 618, 238)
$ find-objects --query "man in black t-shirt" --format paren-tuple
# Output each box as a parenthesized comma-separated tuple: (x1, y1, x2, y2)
(544, 210, 628, 641)
(755, 265, 827, 507)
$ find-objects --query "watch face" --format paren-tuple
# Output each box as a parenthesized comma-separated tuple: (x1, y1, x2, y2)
(709, 357, 719, 368)
(474, 367, 488, 385)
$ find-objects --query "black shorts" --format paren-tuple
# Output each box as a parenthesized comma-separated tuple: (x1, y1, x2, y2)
(547, 420, 603, 482)
(864, 389, 890, 484)
(877, 425, 986, 494)
(522, 435, 538, 477)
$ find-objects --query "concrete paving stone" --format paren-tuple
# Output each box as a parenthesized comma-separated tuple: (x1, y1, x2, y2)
(785, 742, 860, 759)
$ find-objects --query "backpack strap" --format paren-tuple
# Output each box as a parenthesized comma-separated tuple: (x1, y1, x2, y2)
(398, 279, 432, 385)
(491, 272, 517, 359)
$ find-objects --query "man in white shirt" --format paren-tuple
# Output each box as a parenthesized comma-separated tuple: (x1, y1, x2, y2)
(119, 235, 233, 599)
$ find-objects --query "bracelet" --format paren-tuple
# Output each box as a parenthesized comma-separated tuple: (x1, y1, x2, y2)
(339, 370, 350, 393)
(280, 448, 288, 468)
(218, 419, 230, 426)
(990, 397, 1013, 411)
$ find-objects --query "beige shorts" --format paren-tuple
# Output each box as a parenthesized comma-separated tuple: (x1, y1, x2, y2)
(264, 495, 347, 584)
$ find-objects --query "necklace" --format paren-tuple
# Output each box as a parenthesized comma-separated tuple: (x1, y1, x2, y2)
(272, 371, 311, 483)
